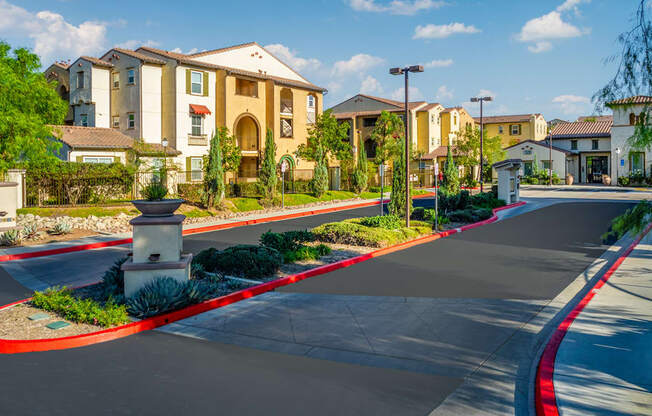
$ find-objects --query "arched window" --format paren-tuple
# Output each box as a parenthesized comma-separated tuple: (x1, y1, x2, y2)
(307, 94, 317, 124)
(630, 113, 637, 125)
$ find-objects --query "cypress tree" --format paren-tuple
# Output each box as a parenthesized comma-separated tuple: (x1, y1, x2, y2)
(442, 145, 460, 195)
(257, 128, 277, 204)
(388, 139, 412, 217)
(203, 131, 225, 207)
(351, 137, 369, 194)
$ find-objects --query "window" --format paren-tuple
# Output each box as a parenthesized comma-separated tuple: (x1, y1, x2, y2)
(281, 118, 293, 138)
(112, 72, 120, 89)
(592, 139, 599, 150)
(510, 124, 521, 135)
(571, 140, 578, 150)
(190, 157, 203, 181)
(542, 160, 551, 170)
(307, 95, 316, 124)
(191, 71, 202, 94)
(80, 114, 88, 127)
(83, 156, 113, 164)
(307, 95, 315, 109)
(235, 78, 257, 97)
(76, 71, 84, 88)
(523, 149, 532, 155)
(127, 68, 135, 85)
(630, 152, 645, 174)
(453, 115, 457, 125)
(363, 117, 377, 127)
(498, 125, 504, 134)
(112, 116, 119, 128)
(419, 161, 426, 170)
(191, 115, 203, 136)
(630, 113, 636, 125)
(523, 161, 533, 176)
(127, 113, 135, 129)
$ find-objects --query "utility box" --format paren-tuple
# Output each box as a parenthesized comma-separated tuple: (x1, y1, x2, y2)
(0, 182, 18, 231)
(492, 159, 521, 204)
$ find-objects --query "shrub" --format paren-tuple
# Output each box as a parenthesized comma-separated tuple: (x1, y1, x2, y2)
(530, 177, 539, 185)
(203, 131, 225, 207)
(0, 229, 21, 246)
(351, 138, 369, 194)
(178, 183, 203, 204)
(601, 200, 652, 242)
(310, 163, 329, 197)
(470, 192, 506, 209)
(192, 247, 220, 272)
(359, 214, 402, 230)
(447, 208, 493, 223)
(213, 245, 282, 278)
(141, 181, 168, 201)
(411, 206, 426, 220)
(260, 230, 314, 253)
(50, 221, 72, 235)
(257, 128, 277, 203)
(438, 190, 469, 213)
(618, 176, 630, 186)
(21, 224, 38, 240)
(283, 244, 332, 263)
(31, 287, 129, 327)
(126, 277, 217, 318)
(388, 140, 411, 217)
(312, 218, 431, 247)
(102, 257, 128, 300)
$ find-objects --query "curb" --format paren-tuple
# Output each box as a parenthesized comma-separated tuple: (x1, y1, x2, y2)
(535, 221, 652, 416)
(0, 200, 524, 354)
(0, 193, 433, 263)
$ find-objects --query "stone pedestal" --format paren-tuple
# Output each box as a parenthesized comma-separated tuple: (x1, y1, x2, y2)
(492, 159, 522, 204)
(0, 182, 18, 231)
(121, 213, 192, 297)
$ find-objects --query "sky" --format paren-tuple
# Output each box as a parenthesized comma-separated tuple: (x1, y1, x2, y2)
(0, 0, 637, 121)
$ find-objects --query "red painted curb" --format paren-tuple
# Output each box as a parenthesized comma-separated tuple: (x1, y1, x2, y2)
(0, 194, 435, 263)
(535, 221, 652, 416)
(0, 199, 523, 354)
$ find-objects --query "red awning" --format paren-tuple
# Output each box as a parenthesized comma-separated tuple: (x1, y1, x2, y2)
(189, 104, 211, 115)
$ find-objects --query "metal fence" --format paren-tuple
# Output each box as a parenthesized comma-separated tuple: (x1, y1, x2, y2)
(25, 172, 136, 207)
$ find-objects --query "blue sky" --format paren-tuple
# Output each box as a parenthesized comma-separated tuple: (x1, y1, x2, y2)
(0, 0, 635, 120)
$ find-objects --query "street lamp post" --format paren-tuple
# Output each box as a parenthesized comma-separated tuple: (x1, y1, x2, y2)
(547, 127, 553, 187)
(615, 147, 621, 186)
(161, 137, 168, 186)
(470, 96, 492, 192)
(390, 65, 424, 228)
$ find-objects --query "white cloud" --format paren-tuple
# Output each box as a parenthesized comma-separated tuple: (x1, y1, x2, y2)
(348, 0, 446, 15)
(413, 22, 480, 39)
(528, 41, 553, 53)
(0, 0, 107, 64)
(360, 75, 383, 95)
(423, 58, 453, 68)
(391, 86, 423, 101)
(516, 1, 590, 53)
(331, 53, 384, 76)
(264, 43, 321, 72)
(552, 94, 591, 115)
(435, 85, 453, 101)
(116, 40, 159, 50)
(170, 47, 200, 55)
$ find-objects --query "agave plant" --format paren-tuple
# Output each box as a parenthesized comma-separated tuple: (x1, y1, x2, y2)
(126, 276, 219, 318)
(0, 229, 21, 246)
(50, 221, 72, 235)
(102, 257, 129, 299)
(21, 224, 39, 240)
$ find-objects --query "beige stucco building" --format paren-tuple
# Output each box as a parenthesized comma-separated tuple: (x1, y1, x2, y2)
(474, 114, 547, 148)
(46, 42, 326, 183)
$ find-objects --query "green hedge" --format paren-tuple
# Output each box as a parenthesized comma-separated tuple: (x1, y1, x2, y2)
(193, 245, 282, 278)
(312, 218, 431, 247)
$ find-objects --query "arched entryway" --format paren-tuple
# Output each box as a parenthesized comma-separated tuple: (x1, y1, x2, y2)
(278, 154, 295, 192)
(234, 114, 260, 180)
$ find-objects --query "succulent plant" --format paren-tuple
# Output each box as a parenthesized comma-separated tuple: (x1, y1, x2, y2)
(21, 224, 39, 240)
(102, 257, 128, 299)
(0, 229, 22, 246)
(126, 276, 218, 318)
(50, 221, 72, 235)
(141, 181, 168, 201)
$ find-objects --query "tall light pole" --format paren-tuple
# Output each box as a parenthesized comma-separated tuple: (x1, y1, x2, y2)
(615, 147, 621, 186)
(390, 65, 424, 227)
(547, 127, 553, 187)
(470, 96, 492, 191)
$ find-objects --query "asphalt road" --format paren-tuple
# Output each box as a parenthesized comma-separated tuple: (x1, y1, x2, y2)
(0, 201, 634, 415)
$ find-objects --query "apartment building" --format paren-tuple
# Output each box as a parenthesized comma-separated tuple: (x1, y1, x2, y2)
(474, 114, 547, 148)
(45, 42, 326, 182)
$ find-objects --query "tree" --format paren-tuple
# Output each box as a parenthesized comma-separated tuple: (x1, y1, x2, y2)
(388, 139, 412, 217)
(216, 127, 242, 176)
(0, 42, 68, 174)
(456, 126, 505, 182)
(257, 128, 277, 204)
(370, 111, 403, 166)
(351, 137, 368, 194)
(594, 0, 651, 148)
(295, 109, 351, 168)
(203, 132, 225, 207)
(310, 161, 329, 197)
(441, 145, 460, 195)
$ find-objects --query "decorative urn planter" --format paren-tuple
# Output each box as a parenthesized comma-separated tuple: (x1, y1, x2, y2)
(602, 174, 611, 186)
(131, 199, 183, 217)
(565, 174, 574, 186)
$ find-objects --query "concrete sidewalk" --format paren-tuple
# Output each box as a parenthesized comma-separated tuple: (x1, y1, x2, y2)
(554, 228, 652, 416)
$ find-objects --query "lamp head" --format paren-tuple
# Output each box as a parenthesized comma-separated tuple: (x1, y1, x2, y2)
(389, 67, 403, 75)
(470, 97, 479, 103)
(408, 65, 424, 73)
(161, 138, 168, 148)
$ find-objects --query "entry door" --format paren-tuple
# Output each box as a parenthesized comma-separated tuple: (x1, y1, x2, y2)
(523, 161, 533, 177)
(586, 156, 608, 183)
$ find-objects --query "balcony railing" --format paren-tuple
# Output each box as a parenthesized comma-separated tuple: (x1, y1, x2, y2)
(280, 101, 293, 115)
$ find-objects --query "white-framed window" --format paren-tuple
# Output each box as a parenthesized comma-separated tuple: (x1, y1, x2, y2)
(191, 115, 203, 136)
(498, 125, 504, 134)
(83, 156, 113, 164)
(307, 95, 316, 124)
(510, 124, 521, 135)
(127, 113, 135, 129)
(112, 72, 120, 89)
(281, 118, 293, 138)
(571, 140, 578, 150)
(592, 139, 599, 150)
(190, 157, 203, 181)
(191, 71, 203, 94)
(307, 95, 315, 109)
(112, 116, 119, 128)
(127, 68, 135, 85)
(80, 114, 88, 127)
(76, 71, 84, 89)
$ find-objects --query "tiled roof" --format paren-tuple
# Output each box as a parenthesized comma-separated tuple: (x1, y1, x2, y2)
(421, 146, 458, 159)
(548, 120, 612, 138)
(418, 103, 442, 112)
(606, 95, 652, 106)
(52, 61, 70, 69)
(354, 94, 426, 110)
(473, 114, 540, 123)
(108, 48, 166, 65)
(577, 115, 612, 122)
(503, 139, 571, 155)
(137, 46, 326, 92)
(188, 42, 257, 58)
(50, 126, 180, 155)
(79, 56, 113, 68)
(441, 107, 462, 114)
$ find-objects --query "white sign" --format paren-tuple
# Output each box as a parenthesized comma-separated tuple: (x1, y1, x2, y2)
(281, 161, 288, 173)
(378, 164, 385, 175)
(434, 164, 439, 175)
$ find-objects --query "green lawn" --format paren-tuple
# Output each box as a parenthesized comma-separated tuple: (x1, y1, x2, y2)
(228, 197, 264, 212)
(17, 206, 139, 218)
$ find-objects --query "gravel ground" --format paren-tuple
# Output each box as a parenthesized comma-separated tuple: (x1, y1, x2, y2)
(0, 303, 102, 340)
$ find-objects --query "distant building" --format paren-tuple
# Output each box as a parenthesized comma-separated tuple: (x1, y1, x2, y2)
(547, 118, 567, 130)
(577, 115, 613, 122)
(474, 114, 547, 148)
(607, 95, 652, 182)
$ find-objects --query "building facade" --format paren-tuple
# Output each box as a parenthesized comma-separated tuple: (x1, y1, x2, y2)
(45, 42, 326, 183)
(474, 114, 547, 148)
